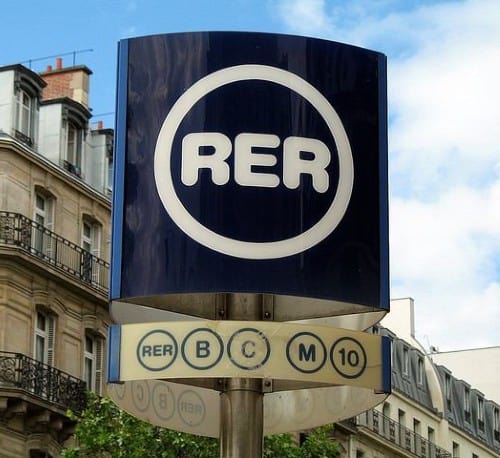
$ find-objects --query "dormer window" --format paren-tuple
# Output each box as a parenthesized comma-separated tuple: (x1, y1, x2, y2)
(494, 407, 499, 441)
(13, 70, 43, 147)
(478, 397, 484, 431)
(17, 88, 35, 138)
(464, 387, 471, 422)
(62, 106, 86, 178)
(403, 346, 409, 375)
(417, 357, 424, 385)
(442, 371, 452, 410)
(66, 119, 83, 174)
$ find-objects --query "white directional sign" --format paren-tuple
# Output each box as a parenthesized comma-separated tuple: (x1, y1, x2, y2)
(108, 320, 391, 392)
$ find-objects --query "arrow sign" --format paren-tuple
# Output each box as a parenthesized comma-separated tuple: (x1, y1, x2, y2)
(108, 321, 391, 392)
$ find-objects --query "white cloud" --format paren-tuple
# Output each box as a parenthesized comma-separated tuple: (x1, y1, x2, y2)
(275, 0, 500, 350)
(275, 0, 332, 35)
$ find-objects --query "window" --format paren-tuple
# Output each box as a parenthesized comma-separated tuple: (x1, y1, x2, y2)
(417, 357, 424, 385)
(33, 192, 54, 256)
(81, 218, 101, 283)
(403, 346, 409, 375)
(62, 105, 88, 178)
(444, 373, 451, 407)
(478, 397, 484, 430)
(413, 419, 421, 453)
(107, 154, 114, 194)
(398, 409, 406, 445)
(413, 419, 421, 436)
(107, 137, 114, 194)
(18, 89, 33, 135)
(452, 442, 459, 458)
(494, 407, 499, 440)
(398, 409, 406, 426)
(83, 333, 104, 394)
(81, 220, 100, 256)
(16, 87, 38, 145)
(66, 120, 83, 173)
(427, 427, 436, 457)
(464, 387, 471, 422)
(382, 402, 390, 435)
(34, 310, 55, 365)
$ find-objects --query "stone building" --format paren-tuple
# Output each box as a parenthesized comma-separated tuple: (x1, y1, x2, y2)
(0, 58, 112, 457)
(335, 298, 500, 458)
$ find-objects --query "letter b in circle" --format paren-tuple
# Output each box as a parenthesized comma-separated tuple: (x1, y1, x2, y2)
(181, 328, 224, 370)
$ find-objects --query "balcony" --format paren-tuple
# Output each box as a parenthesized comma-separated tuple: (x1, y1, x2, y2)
(0, 211, 109, 295)
(0, 351, 87, 414)
(356, 409, 451, 458)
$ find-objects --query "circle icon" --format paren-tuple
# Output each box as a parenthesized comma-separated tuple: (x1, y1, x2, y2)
(152, 382, 175, 421)
(227, 328, 271, 370)
(154, 64, 354, 259)
(286, 332, 327, 374)
(178, 390, 206, 427)
(181, 328, 224, 370)
(131, 380, 150, 412)
(330, 337, 367, 379)
(136, 329, 178, 371)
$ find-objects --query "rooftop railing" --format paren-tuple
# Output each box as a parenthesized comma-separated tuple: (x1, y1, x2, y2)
(356, 409, 451, 458)
(0, 351, 87, 413)
(0, 211, 109, 294)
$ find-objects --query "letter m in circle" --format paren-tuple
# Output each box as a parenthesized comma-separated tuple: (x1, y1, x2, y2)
(298, 343, 316, 362)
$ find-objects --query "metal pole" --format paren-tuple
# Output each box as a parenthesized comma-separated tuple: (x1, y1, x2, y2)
(220, 293, 264, 458)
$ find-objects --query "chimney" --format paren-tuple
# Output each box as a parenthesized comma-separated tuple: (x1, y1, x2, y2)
(97, 120, 103, 130)
(40, 58, 93, 108)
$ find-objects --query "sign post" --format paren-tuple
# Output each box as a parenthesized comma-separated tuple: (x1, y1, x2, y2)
(220, 294, 264, 457)
(108, 31, 389, 458)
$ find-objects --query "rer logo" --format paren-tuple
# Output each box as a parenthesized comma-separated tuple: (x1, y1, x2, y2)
(154, 64, 354, 260)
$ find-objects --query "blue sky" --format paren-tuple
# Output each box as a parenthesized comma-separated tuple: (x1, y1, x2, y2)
(1, 0, 499, 352)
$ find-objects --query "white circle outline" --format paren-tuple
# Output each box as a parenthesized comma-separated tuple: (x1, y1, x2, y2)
(154, 64, 354, 259)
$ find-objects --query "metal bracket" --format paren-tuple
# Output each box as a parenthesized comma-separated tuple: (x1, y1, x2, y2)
(262, 294, 274, 321)
(262, 378, 273, 393)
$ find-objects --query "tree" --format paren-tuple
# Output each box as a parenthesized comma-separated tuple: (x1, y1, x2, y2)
(62, 393, 340, 457)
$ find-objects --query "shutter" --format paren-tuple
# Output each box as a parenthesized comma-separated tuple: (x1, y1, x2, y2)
(91, 224, 100, 257)
(47, 316, 55, 366)
(91, 225, 101, 284)
(95, 337, 103, 395)
(45, 198, 54, 260)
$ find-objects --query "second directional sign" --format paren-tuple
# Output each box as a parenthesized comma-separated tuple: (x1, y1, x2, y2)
(108, 321, 391, 392)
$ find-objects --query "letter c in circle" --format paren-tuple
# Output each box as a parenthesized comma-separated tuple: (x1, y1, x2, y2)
(242, 340, 256, 358)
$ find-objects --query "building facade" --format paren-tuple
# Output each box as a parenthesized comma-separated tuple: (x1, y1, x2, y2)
(0, 58, 112, 457)
(335, 298, 500, 458)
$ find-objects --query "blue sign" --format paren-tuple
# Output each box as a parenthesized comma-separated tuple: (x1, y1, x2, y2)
(111, 31, 388, 316)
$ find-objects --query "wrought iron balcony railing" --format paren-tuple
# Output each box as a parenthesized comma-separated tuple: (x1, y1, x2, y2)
(356, 409, 451, 458)
(0, 211, 109, 294)
(0, 351, 87, 414)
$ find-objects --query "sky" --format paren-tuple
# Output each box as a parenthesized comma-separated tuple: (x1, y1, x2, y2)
(1, 0, 499, 352)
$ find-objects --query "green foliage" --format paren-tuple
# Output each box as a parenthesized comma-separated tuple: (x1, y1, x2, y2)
(62, 393, 218, 458)
(301, 425, 340, 458)
(63, 393, 339, 458)
(263, 433, 302, 458)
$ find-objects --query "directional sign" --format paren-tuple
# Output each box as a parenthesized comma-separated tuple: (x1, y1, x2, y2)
(107, 380, 388, 437)
(108, 321, 391, 392)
